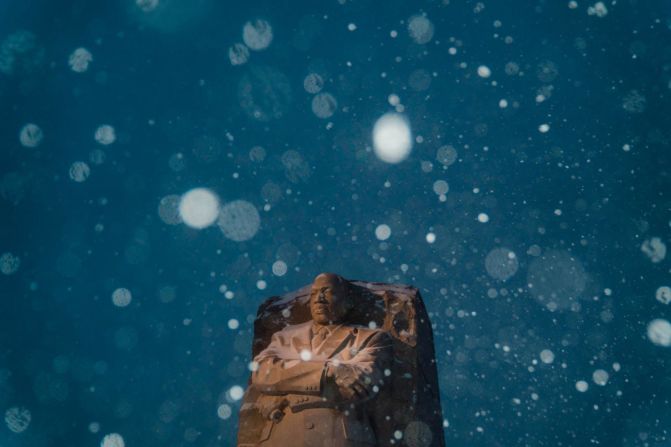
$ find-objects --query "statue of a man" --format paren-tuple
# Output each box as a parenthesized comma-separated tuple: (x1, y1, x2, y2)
(246, 272, 393, 446)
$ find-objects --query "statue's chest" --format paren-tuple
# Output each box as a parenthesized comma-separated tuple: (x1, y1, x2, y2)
(315, 338, 361, 361)
(291, 331, 360, 360)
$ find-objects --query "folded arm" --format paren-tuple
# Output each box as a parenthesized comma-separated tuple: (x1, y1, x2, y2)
(250, 332, 327, 396)
(324, 330, 393, 401)
(250, 329, 393, 401)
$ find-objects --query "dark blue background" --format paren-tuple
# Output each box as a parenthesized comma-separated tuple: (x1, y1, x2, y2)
(1, 0, 670, 446)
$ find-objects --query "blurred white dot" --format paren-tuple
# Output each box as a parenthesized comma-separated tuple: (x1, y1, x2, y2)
(68, 47, 93, 73)
(89, 422, 100, 433)
(168, 152, 185, 172)
(300, 349, 312, 361)
(527, 244, 542, 257)
(433, 180, 449, 195)
(218, 200, 260, 241)
(217, 404, 232, 420)
(426, 232, 436, 243)
(69, 161, 91, 183)
(312, 92, 338, 119)
(243, 19, 273, 51)
(485, 248, 518, 281)
(587, 1, 608, 17)
(499, 99, 508, 108)
(112, 288, 132, 307)
(436, 145, 458, 166)
(227, 319, 239, 330)
(89, 148, 106, 165)
(347, 23, 357, 31)
(592, 369, 609, 386)
(272, 260, 288, 276)
(641, 237, 666, 263)
(647, 318, 671, 347)
(375, 224, 391, 241)
(394, 429, 403, 439)
(249, 146, 266, 163)
(575, 380, 589, 392)
(136, 0, 159, 12)
(4, 406, 31, 433)
(100, 433, 125, 447)
(228, 43, 249, 66)
(19, 123, 43, 148)
(656, 286, 671, 305)
(538, 123, 550, 133)
(303, 73, 324, 94)
(248, 361, 259, 372)
(158, 286, 176, 303)
(373, 113, 412, 163)
(388, 94, 400, 106)
(179, 188, 220, 229)
(158, 195, 183, 225)
(407, 14, 434, 44)
(477, 65, 491, 78)
(228, 385, 244, 401)
(256, 280, 267, 290)
(478, 213, 490, 223)
(94, 125, 116, 145)
(0, 252, 20, 275)
(540, 349, 555, 364)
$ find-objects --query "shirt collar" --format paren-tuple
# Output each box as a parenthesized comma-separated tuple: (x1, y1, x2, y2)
(311, 321, 342, 336)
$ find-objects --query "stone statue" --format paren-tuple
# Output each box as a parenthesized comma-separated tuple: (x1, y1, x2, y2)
(237, 273, 445, 447)
(246, 272, 392, 445)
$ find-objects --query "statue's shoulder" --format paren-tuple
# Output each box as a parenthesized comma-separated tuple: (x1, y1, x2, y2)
(345, 323, 389, 340)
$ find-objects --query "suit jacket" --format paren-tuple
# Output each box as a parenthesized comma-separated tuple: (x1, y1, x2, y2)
(239, 321, 393, 447)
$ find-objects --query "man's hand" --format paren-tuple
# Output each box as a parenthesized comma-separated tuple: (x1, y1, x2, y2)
(325, 362, 374, 400)
(256, 395, 289, 420)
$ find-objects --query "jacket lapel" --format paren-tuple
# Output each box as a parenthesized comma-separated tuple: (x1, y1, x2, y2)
(293, 323, 314, 357)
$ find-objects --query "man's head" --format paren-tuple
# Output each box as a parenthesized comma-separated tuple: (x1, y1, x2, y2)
(309, 272, 353, 325)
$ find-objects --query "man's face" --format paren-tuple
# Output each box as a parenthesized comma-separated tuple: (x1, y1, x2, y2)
(309, 276, 350, 325)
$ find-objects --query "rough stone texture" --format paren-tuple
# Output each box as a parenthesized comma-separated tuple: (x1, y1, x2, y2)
(237, 280, 445, 446)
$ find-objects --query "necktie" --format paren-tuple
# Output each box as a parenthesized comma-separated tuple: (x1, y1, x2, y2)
(311, 326, 329, 351)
